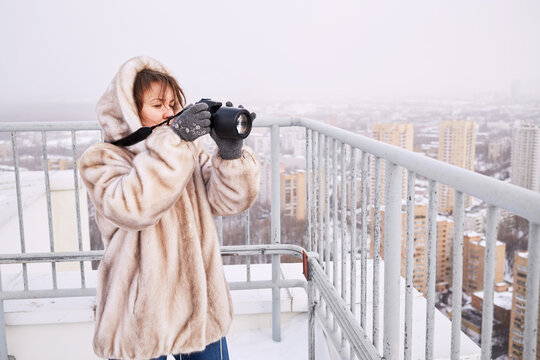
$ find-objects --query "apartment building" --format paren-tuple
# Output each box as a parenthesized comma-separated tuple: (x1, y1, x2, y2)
(462, 232, 505, 295)
(508, 252, 540, 360)
(438, 120, 476, 213)
(511, 123, 540, 193)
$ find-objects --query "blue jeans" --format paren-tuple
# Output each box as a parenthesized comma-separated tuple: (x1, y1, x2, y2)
(110, 337, 229, 360)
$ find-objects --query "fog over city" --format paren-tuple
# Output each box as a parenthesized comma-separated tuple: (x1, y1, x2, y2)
(1, 0, 539, 113)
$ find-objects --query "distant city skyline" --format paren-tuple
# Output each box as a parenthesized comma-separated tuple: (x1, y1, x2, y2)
(1, 1, 539, 107)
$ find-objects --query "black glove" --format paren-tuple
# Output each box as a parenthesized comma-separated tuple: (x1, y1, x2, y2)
(170, 103, 211, 141)
(210, 101, 257, 160)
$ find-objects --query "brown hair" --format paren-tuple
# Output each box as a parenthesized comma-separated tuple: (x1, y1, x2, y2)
(133, 68, 186, 114)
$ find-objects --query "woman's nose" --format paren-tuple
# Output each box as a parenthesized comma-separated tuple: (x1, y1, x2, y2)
(163, 106, 174, 118)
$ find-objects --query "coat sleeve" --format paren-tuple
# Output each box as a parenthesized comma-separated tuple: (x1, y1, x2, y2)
(79, 127, 197, 230)
(200, 145, 260, 216)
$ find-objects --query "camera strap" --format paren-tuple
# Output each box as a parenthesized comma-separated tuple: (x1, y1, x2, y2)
(109, 108, 186, 147)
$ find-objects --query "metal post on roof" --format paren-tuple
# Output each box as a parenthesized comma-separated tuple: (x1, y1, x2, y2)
(0, 267, 8, 360)
(271, 124, 282, 342)
(383, 161, 402, 360)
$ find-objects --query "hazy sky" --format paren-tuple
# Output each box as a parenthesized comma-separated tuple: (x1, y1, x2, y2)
(1, 0, 539, 107)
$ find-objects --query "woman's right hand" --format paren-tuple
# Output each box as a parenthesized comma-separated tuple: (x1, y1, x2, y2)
(170, 103, 211, 141)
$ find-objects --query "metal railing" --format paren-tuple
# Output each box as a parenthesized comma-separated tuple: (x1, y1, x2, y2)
(1, 119, 540, 360)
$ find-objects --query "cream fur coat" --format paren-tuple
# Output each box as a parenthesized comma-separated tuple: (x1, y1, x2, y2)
(79, 56, 260, 359)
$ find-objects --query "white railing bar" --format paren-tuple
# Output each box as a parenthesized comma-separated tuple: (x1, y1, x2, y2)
(0, 278, 309, 301)
(332, 138, 338, 333)
(306, 128, 312, 253)
(341, 142, 347, 348)
(350, 147, 358, 359)
(312, 131, 321, 318)
(383, 161, 402, 360)
(350, 149, 358, 317)
(312, 131, 319, 258)
(10, 131, 28, 291)
(524, 222, 540, 360)
(1, 288, 97, 300)
(244, 210, 251, 282)
(310, 257, 381, 360)
(320, 135, 334, 322)
(270, 124, 282, 342)
(0, 122, 101, 132)
(373, 156, 382, 351)
(41, 131, 58, 290)
(221, 244, 317, 256)
(228, 279, 307, 291)
(331, 137, 337, 286)
(360, 151, 369, 331)
(316, 309, 353, 360)
(308, 272, 316, 360)
(425, 180, 438, 360)
(451, 191, 465, 360)
(404, 170, 415, 360)
(0, 267, 7, 360)
(71, 130, 86, 288)
(217, 216, 223, 246)
(319, 133, 325, 273)
(480, 205, 499, 360)
(0, 250, 104, 264)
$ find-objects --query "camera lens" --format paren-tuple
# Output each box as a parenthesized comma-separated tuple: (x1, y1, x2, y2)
(236, 114, 249, 135)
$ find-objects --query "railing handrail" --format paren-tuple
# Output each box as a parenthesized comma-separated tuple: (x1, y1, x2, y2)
(0, 121, 101, 132)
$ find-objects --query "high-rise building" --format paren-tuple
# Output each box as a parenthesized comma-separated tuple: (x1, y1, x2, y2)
(462, 232, 506, 295)
(438, 120, 477, 213)
(508, 251, 540, 360)
(281, 170, 307, 221)
(370, 204, 453, 295)
(370, 123, 414, 203)
(437, 215, 454, 290)
(511, 123, 540, 193)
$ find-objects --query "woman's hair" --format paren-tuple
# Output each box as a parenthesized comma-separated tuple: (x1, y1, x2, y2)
(133, 68, 186, 114)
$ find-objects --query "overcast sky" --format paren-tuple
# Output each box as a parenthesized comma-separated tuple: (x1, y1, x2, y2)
(1, 0, 539, 107)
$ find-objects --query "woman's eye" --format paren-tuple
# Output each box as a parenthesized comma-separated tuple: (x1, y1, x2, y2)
(153, 104, 162, 108)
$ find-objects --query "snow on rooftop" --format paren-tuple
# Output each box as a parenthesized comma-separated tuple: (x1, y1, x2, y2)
(475, 240, 505, 248)
(0, 169, 79, 226)
(437, 214, 454, 222)
(472, 290, 513, 311)
(464, 230, 483, 238)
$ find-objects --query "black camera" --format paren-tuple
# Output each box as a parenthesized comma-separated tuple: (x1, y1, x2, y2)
(197, 99, 253, 140)
(110, 98, 253, 147)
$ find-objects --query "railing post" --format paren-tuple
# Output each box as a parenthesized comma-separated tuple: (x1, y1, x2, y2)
(451, 191, 465, 360)
(306, 251, 316, 360)
(383, 161, 402, 360)
(480, 205, 499, 360)
(426, 180, 438, 360)
(524, 222, 540, 360)
(271, 124, 282, 342)
(0, 267, 8, 360)
(404, 170, 415, 360)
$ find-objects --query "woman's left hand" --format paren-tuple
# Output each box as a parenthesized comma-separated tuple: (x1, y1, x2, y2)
(210, 101, 256, 160)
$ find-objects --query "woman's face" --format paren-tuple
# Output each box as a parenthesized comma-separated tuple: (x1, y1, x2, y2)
(139, 82, 178, 127)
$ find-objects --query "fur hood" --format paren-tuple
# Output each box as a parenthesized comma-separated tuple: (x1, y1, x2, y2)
(96, 56, 171, 143)
(80, 56, 260, 359)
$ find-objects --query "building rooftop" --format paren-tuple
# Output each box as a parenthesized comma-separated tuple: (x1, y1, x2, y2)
(473, 290, 513, 311)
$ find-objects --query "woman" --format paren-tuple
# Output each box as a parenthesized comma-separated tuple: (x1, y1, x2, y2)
(79, 56, 260, 360)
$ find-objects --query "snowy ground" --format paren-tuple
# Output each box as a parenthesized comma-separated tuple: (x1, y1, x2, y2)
(227, 312, 332, 360)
